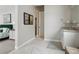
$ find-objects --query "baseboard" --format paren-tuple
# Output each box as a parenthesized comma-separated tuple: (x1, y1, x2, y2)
(44, 38, 61, 42)
(17, 37, 35, 49)
(9, 37, 35, 54)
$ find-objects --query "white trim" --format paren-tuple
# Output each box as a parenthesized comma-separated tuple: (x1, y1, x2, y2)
(9, 37, 35, 54)
(17, 37, 35, 49)
(44, 38, 61, 42)
(15, 6, 19, 50)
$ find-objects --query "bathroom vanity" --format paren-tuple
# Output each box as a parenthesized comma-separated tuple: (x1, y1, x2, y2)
(62, 27, 79, 49)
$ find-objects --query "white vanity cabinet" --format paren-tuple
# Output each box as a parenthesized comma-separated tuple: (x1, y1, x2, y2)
(9, 30, 15, 40)
(63, 30, 79, 49)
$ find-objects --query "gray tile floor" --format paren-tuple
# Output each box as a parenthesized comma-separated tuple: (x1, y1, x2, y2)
(0, 39, 15, 54)
(11, 38, 65, 54)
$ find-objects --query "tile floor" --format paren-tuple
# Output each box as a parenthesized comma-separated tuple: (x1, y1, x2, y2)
(0, 39, 15, 54)
(10, 38, 65, 54)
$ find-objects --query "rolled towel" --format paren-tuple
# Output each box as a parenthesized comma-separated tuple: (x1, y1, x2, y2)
(66, 47, 79, 54)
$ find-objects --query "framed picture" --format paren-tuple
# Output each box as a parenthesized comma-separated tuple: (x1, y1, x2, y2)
(3, 14, 11, 23)
(29, 15, 33, 25)
(24, 12, 33, 25)
(24, 12, 30, 25)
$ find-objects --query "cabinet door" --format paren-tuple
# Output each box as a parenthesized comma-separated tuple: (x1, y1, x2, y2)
(64, 31, 79, 48)
(9, 31, 12, 39)
(9, 31, 15, 39)
(12, 31, 15, 39)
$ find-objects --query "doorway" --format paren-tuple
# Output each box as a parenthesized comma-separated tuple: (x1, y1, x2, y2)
(39, 12, 44, 38)
(35, 6, 44, 39)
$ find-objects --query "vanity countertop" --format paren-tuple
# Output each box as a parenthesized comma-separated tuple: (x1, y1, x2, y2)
(62, 27, 79, 32)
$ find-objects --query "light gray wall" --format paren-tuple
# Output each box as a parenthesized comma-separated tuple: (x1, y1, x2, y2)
(17, 5, 36, 47)
(44, 5, 71, 41)
(71, 6, 79, 23)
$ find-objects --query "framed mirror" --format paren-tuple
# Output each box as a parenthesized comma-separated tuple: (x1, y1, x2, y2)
(3, 14, 11, 23)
